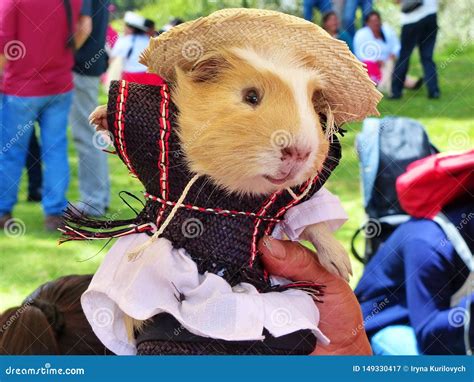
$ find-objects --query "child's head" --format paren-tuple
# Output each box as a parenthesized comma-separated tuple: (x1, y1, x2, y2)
(0, 275, 111, 355)
(322, 11, 340, 34)
(123, 11, 149, 36)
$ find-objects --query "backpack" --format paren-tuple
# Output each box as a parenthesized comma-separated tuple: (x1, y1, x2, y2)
(396, 150, 474, 219)
(396, 150, 474, 355)
(351, 116, 437, 264)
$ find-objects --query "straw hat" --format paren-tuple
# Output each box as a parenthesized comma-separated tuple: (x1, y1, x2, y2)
(124, 11, 149, 32)
(140, 8, 382, 125)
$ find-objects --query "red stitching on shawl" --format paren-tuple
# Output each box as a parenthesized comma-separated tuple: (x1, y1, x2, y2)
(249, 176, 318, 266)
(263, 177, 317, 236)
(155, 84, 172, 227)
(144, 192, 282, 222)
(258, 179, 317, 280)
(249, 191, 280, 266)
(114, 80, 137, 176)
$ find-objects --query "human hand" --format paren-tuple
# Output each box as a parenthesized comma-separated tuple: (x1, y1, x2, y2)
(89, 105, 108, 131)
(258, 236, 372, 355)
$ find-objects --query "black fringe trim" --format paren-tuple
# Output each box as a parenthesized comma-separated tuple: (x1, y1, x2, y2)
(264, 281, 326, 302)
(58, 204, 153, 244)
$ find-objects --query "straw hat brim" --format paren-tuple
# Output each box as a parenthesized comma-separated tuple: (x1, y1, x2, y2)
(140, 8, 382, 125)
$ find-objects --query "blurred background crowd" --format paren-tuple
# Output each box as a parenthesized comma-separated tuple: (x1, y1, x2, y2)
(0, 0, 458, 230)
(0, 0, 472, 356)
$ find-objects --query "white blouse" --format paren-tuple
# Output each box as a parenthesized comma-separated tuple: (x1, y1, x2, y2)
(111, 34, 150, 73)
(81, 187, 347, 355)
(354, 24, 400, 63)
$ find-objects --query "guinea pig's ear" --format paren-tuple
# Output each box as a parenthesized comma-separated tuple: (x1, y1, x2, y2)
(187, 52, 231, 83)
(312, 89, 326, 113)
(313, 90, 338, 138)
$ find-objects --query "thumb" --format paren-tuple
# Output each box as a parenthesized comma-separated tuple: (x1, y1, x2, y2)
(258, 236, 325, 282)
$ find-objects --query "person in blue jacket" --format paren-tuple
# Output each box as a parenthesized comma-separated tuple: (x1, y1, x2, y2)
(355, 194, 473, 355)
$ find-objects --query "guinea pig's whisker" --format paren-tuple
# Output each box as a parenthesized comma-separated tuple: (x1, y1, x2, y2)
(168, 163, 189, 171)
(191, 177, 214, 204)
(205, 183, 225, 205)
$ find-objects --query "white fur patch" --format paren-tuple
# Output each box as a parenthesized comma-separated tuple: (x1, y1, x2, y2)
(233, 47, 323, 145)
(233, 47, 325, 184)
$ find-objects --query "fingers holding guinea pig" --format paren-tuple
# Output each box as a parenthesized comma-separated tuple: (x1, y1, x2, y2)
(89, 105, 108, 131)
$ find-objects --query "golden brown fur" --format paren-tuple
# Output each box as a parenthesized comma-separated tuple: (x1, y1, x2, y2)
(172, 47, 329, 195)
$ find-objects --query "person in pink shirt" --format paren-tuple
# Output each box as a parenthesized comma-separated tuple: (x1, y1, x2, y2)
(0, 0, 89, 231)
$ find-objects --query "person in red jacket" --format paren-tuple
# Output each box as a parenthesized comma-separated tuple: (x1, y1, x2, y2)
(0, 0, 89, 231)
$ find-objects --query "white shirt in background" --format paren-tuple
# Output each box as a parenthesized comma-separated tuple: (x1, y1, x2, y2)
(111, 34, 150, 73)
(400, 0, 438, 25)
(354, 24, 401, 62)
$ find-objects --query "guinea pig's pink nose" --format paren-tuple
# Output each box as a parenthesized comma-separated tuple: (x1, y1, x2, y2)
(281, 146, 311, 162)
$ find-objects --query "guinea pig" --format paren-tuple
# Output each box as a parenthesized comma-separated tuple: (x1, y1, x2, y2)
(90, 45, 352, 281)
(173, 46, 330, 196)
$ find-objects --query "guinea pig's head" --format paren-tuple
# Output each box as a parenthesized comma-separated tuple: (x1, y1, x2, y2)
(172, 46, 331, 196)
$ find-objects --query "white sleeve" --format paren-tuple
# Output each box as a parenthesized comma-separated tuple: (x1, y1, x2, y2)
(110, 36, 130, 59)
(272, 187, 348, 241)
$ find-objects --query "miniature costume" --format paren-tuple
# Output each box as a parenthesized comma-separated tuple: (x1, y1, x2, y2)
(61, 9, 381, 355)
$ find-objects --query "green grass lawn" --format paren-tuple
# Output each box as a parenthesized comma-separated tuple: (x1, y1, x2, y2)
(1, 44, 473, 312)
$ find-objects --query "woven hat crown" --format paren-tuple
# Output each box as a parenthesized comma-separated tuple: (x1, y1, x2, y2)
(141, 8, 382, 126)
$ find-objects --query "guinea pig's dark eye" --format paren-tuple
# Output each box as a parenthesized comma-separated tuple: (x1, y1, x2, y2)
(243, 88, 261, 106)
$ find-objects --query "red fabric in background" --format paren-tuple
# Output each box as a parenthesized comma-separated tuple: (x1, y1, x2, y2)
(122, 72, 164, 86)
(363, 60, 382, 84)
(396, 150, 474, 219)
(0, 0, 82, 96)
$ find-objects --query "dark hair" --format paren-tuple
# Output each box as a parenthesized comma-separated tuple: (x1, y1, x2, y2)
(145, 19, 155, 30)
(126, 24, 147, 35)
(170, 18, 184, 27)
(364, 11, 385, 41)
(0, 275, 112, 355)
(322, 11, 337, 25)
(364, 10, 382, 24)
